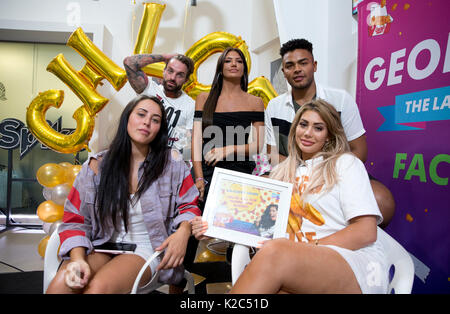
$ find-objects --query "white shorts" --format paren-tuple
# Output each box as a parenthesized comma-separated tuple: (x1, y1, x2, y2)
(132, 243, 160, 275)
(324, 242, 389, 294)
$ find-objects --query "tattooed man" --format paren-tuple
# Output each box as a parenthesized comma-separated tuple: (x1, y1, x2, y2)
(124, 53, 195, 153)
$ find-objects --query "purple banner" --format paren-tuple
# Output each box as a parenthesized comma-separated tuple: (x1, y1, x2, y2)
(357, 0, 450, 293)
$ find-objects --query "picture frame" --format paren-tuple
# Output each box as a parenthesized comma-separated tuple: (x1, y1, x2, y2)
(202, 167, 293, 247)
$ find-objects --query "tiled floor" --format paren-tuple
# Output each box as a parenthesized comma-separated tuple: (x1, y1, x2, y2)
(0, 226, 45, 273)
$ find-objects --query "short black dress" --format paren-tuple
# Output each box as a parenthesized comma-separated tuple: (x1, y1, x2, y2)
(194, 110, 264, 205)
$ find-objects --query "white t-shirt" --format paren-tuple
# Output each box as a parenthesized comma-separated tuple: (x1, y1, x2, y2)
(287, 154, 388, 293)
(289, 153, 382, 242)
(265, 84, 366, 156)
(141, 79, 195, 152)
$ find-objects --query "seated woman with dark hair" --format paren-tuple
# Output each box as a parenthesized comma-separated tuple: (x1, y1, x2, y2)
(46, 95, 200, 294)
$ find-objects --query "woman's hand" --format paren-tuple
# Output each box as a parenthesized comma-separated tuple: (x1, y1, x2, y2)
(190, 216, 210, 241)
(204, 146, 234, 166)
(156, 221, 191, 271)
(256, 239, 271, 249)
(64, 259, 90, 290)
(195, 179, 205, 201)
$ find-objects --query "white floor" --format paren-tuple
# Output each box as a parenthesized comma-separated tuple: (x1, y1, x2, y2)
(0, 226, 45, 273)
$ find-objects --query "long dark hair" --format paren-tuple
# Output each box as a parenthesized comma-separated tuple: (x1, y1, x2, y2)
(202, 47, 249, 131)
(259, 204, 278, 229)
(96, 94, 169, 232)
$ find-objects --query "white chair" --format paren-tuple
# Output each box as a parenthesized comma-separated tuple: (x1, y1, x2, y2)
(231, 244, 251, 286)
(43, 228, 195, 294)
(376, 227, 414, 294)
(231, 227, 414, 294)
(131, 250, 195, 294)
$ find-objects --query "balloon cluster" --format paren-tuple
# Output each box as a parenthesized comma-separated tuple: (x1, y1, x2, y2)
(36, 162, 81, 257)
(134, 3, 277, 106)
(26, 3, 278, 156)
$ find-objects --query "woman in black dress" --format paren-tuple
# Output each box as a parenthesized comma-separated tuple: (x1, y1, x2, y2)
(191, 47, 265, 205)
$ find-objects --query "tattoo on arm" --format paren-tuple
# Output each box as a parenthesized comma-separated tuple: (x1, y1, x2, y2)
(124, 54, 165, 94)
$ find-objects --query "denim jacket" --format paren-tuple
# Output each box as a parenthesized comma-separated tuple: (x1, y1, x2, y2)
(58, 149, 200, 285)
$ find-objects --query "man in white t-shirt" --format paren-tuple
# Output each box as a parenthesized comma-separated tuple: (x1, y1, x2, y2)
(124, 54, 197, 294)
(123, 53, 195, 155)
(266, 38, 395, 228)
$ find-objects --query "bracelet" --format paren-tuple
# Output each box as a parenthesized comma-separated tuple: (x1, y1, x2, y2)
(195, 177, 204, 182)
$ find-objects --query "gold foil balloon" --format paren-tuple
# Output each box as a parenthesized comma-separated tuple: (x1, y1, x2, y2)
(179, 31, 278, 105)
(67, 28, 127, 91)
(37, 200, 64, 223)
(134, 2, 166, 79)
(27, 27, 127, 154)
(248, 77, 278, 108)
(38, 235, 50, 257)
(36, 163, 66, 188)
(46, 54, 109, 116)
(183, 32, 251, 99)
(26, 90, 95, 154)
(65, 164, 82, 186)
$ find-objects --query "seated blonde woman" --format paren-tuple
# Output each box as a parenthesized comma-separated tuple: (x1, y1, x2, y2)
(193, 99, 389, 294)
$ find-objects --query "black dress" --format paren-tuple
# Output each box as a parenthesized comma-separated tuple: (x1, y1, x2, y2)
(194, 110, 264, 204)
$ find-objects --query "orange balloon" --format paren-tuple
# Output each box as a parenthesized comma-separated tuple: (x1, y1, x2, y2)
(59, 162, 73, 169)
(65, 165, 82, 186)
(38, 235, 50, 257)
(37, 200, 64, 223)
(36, 163, 66, 188)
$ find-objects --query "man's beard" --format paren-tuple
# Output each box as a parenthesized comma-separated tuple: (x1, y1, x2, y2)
(291, 76, 313, 91)
(163, 79, 182, 95)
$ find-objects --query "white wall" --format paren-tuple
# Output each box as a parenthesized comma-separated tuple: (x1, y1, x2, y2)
(273, 0, 358, 95)
(0, 0, 358, 152)
(249, 0, 280, 81)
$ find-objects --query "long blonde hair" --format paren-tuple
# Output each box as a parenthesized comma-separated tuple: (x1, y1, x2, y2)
(270, 99, 351, 198)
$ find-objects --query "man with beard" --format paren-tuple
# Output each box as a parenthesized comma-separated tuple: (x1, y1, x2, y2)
(265, 38, 395, 228)
(124, 53, 195, 155)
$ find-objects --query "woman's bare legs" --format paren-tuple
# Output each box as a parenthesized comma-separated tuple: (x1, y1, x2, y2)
(46, 251, 111, 294)
(83, 254, 151, 294)
(230, 238, 361, 294)
(46, 252, 151, 294)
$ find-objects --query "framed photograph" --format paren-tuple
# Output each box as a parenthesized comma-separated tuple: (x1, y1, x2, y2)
(202, 168, 293, 247)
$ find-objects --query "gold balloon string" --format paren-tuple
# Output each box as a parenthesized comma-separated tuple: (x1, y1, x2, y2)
(131, 0, 136, 49)
(32, 44, 38, 99)
(182, 0, 190, 50)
